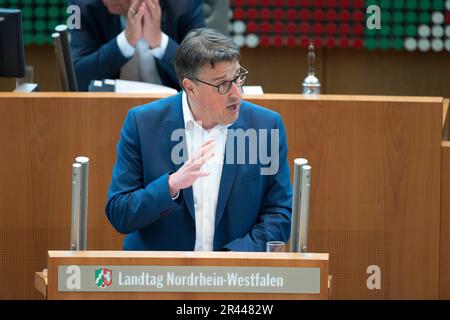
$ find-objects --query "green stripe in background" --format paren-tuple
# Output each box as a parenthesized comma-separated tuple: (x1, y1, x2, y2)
(1, 0, 68, 45)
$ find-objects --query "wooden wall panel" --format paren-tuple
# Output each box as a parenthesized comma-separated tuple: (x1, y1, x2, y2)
(246, 95, 442, 299)
(0, 93, 443, 299)
(440, 142, 450, 299)
(240, 48, 450, 98)
(442, 99, 449, 141)
(0, 93, 154, 299)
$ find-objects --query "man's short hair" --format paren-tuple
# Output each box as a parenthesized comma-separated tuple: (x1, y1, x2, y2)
(175, 28, 240, 86)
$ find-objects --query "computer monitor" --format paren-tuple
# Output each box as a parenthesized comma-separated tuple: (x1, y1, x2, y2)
(0, 8, 25, 78)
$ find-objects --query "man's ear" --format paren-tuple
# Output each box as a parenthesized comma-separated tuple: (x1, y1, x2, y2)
(182, 78, 196, 96)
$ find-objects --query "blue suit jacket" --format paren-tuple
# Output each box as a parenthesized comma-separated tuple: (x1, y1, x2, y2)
(68, 0, 204, 91)
(106, 92, 292, 252)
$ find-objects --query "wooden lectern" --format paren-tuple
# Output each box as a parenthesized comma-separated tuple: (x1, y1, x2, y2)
(36, 251, 330, 300)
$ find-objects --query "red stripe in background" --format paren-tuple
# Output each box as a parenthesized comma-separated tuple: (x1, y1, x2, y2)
(287, 22, 298, 34)
(326, 10, 337, 21)
(313, 0, 324, 7)
(300, 37, 310, 48)
(260, 8, 272, 20)
(233, 8, 245, 20)
(339, 10, 351, 21)
(230, 0, 372, 49)
(247, 21, 258, 33)
(247, 8, 258, 20)
(313, 23, 325, 35)
(260, 22, 272, 33)
(326, 23, 337, 34)
(300, 22, 311, 34)
(313, 38, 323, 48)
(287, 36, 297, 48)
(273, 35, 284, 47)
(353, 38, 363, 49)
(325, 0, 338, 7)
(339, 23, 351, 35)
(352, 10, 364, 22)
(273, 22, 284, 33)
(353, 0, 364, 8)
(340, 0, 351, 8)
(300, 0, 310, 6)
(352, 24, 364, 36)
(339, 37, 350, 48)
(274, 8, 284, 20)
(313, 9, 325, 21)
(326, 37, 337, 48)
(260, 35, 270, 47)
(287, 9, 297, 21)
(300, 9, 311, 20)
(273, 0, 284, 6)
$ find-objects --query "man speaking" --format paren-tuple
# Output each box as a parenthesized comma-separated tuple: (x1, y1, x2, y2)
(106, 28, 292, 252)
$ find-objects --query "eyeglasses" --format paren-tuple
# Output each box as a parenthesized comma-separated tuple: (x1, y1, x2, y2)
(193, 67, 248, 95)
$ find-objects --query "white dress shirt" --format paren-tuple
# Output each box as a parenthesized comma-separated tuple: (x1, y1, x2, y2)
(116, 16, 169, 84)
(182, 92, 230, 251)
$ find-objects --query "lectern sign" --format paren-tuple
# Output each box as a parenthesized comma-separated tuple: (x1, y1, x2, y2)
(59, 265, 321, 294)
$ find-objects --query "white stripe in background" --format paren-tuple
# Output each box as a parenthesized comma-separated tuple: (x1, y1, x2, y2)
(404, 37, 417, 51)
(418, 38, 431, 52)
(233, 20, 246, 34)
(432, 25, 444, 38)
(418, 25, 431, 38)
(232, 35, 245, 47)
(245, 34, 259, 48)
(431, 12, 444, 25)
(431, 38, 444, 52)
(445, 39, 450, 52)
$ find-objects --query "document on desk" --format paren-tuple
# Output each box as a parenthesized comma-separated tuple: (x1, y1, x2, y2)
(114, 79, 178, 94)
(242, 86, 264, 95)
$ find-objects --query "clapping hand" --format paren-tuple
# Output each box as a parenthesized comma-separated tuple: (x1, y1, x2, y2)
(142, 0, 162, 48)
(124, 0, 145, 46)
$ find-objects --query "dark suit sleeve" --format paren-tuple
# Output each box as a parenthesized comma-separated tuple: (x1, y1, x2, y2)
(72, 37, 130, 91)
(69, 0, 130, 91)
(223, 115, 293, 252)
(155, 0, 205, 89)
(105, 109, 182, 234)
